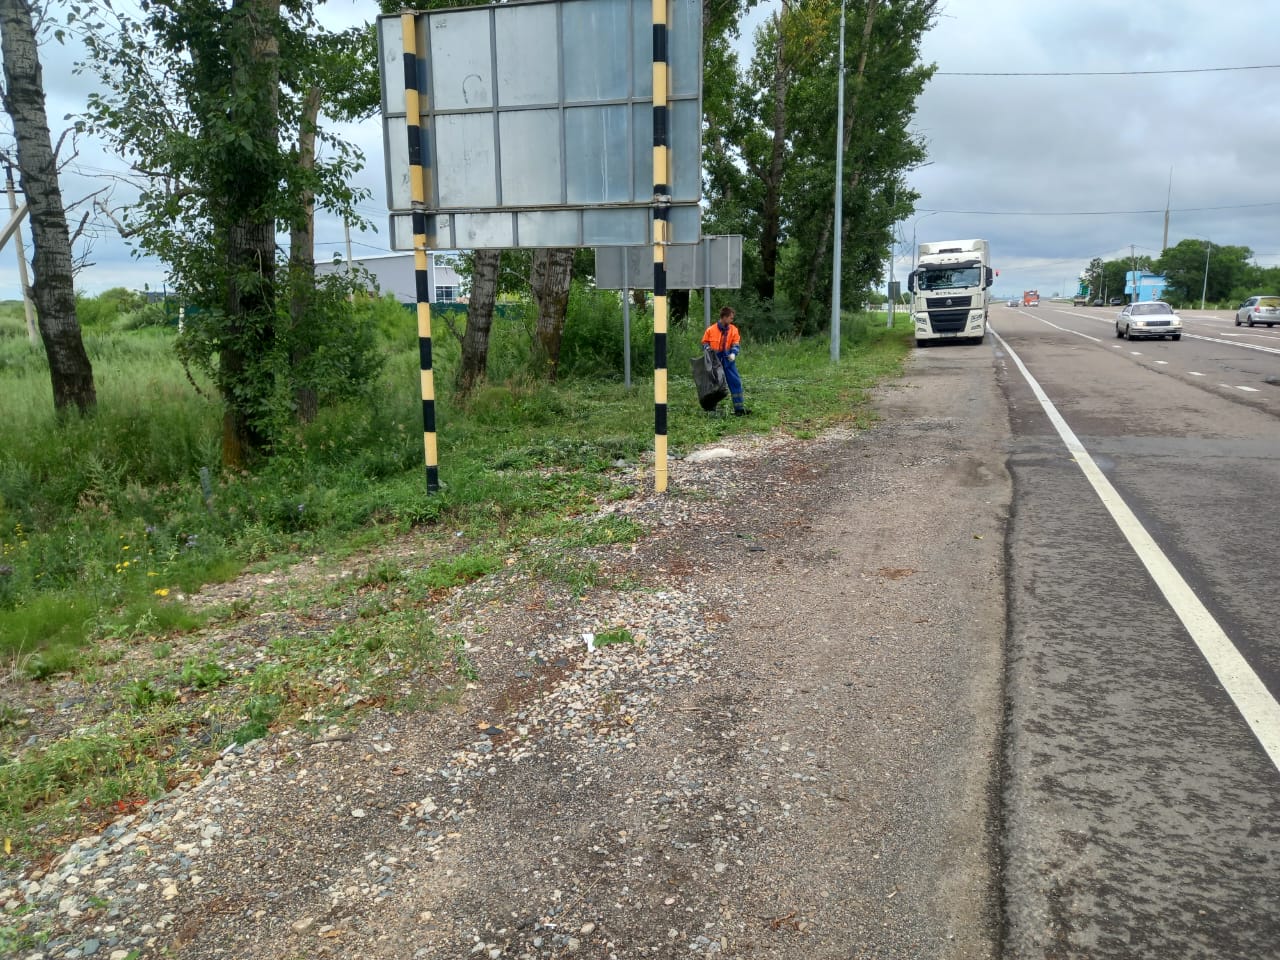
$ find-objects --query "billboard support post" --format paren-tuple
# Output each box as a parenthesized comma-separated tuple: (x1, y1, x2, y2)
(652, 0, 670, 493)
(401, 14, 440, 493)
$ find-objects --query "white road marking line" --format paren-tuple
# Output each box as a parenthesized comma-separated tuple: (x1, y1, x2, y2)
(992, 328, 1280, 774)
(1189, 372, 1205, 376)
(1154, 360, 1169, 365)
(1030, 314, 1103, 343)
(1057, 311, 1280, 355)
(1185, 334, 1280, 356)
(1129, 351, 1142, 355)
(1236, 386, 1260, 392)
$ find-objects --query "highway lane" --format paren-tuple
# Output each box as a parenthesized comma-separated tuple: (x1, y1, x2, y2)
(985, 305, 1280, 959)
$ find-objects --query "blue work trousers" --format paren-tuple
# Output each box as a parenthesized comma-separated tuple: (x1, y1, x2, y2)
(715, 352, 744, 410)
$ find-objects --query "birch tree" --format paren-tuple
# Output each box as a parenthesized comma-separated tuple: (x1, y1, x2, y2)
(0, 0, 95, 414)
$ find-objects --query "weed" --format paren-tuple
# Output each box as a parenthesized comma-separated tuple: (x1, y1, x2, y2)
(180, 657, 231, 690)
(523, 554, 600, 596)
(451, 636, 479, 682)
(593, 629, 635, 648)
(122, 679, 176, 711)
(232, 694, 282, 744)
(358, 559, 402, 587)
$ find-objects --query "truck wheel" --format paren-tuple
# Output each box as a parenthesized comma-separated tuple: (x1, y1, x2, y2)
(1172, 334, 1181, 341)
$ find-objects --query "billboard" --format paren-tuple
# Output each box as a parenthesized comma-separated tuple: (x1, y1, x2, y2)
(378, 0, 703, 249)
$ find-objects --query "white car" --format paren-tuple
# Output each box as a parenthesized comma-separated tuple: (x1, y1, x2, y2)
(1115, 301, 1182, 341)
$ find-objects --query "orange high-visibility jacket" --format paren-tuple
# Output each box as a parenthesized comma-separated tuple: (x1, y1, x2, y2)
(702, 322, 741, 356)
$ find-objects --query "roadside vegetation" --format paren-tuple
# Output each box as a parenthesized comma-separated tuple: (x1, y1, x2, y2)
(0, 290, 911, 870)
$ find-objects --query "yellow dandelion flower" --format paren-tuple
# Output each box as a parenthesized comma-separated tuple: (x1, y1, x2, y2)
(154, 588, 170, 597)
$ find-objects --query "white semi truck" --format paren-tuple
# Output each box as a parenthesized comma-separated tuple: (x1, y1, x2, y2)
(907, 239, 994, 345)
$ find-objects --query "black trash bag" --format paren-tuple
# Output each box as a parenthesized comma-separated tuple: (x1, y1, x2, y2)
(690, 350, 729, 411)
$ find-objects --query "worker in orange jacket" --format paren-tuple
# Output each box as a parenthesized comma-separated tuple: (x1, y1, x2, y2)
(701, 306, 749, 415)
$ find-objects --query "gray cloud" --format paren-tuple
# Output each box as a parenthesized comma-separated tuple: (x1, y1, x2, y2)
(5, 0, 1277, 303)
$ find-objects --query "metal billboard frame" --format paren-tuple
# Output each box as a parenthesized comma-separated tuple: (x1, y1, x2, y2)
(378, 0, 703, 250)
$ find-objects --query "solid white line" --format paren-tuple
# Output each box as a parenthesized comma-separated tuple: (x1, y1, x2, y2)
(1189, 372, 1205, 376)
(992, 328, 1280, 773)
(1237, 386, 1261, 392)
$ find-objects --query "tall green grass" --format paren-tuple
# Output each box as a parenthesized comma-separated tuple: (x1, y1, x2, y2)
(0, 294, 910, 671)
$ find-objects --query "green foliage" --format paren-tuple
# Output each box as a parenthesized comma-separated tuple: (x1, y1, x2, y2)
(76, 288, 147, 328)
(1155, 240, 1255, 306)
(593, 629, 635, 648)
(122, 678, 177, 711)
(703, 2, 937, 329)
(71, 0, 376, 459)
(0, 290, 909, 678)
(233, 694, 282, 744)
(180, 657, 231, 690)
(410, 551, 504, 592)
(558, 282, 654, 380)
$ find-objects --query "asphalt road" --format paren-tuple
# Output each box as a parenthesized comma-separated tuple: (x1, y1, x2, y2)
(983, 301, 1280, 959)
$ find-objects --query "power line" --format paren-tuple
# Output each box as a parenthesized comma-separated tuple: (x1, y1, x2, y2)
(938, 64, 1280, 77)
(918, 201, 1280, 217)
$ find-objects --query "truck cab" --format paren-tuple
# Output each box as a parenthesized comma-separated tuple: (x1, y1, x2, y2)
(908, 239, 994, 345)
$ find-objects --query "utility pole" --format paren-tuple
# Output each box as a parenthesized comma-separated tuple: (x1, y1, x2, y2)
(1131, 244, 1138, 303)
(1162, 166, 1172, 253)
(829, 0, 846, 363)
(1201, 240, 1210, 311)
(3, 161, 38, 343)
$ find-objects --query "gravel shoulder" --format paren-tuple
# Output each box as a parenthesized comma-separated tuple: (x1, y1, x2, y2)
(3, 345, 1011, 960)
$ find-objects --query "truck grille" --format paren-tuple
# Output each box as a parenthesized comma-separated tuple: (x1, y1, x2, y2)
(925, 296, 972, 309)
(927, 309, 970, 332)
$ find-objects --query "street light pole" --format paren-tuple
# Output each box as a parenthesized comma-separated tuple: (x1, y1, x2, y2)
(1201, 240, 1210, 311)
(910, 211, 937, 274)
(829, 0, 846, 362)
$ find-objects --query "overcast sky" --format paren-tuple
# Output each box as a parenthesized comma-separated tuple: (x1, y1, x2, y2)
(3, 0, 1278, 301)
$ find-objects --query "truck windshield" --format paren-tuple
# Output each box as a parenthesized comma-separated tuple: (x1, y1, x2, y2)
(918, 267, 981, 291)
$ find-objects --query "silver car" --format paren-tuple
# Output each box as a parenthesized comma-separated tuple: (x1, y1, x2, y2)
(1235, 295, 1280, 327)
(1115, 301, 1183, 341)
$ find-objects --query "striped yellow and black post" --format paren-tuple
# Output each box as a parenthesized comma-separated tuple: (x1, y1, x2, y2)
(651, 0, 670, 493)
(401, 14, 439, 493)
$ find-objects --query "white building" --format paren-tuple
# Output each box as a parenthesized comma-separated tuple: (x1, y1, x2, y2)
(315, 251, 463, 305)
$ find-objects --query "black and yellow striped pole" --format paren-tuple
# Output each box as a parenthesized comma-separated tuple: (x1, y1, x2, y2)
(402, 13, 440, 493)
(651, 0, 670, 493)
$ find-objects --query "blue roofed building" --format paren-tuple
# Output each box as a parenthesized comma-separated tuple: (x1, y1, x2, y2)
(1125, 270, 1168, 303)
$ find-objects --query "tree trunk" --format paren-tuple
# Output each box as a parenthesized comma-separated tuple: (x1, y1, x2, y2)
(289, 84, 322, 424)
(457, 248, 499, 396)
(221, 0, 282, 466)
(799, 0, 878, 321)
(0, 0, 96, 415)
(669, 288, 690, 326)
(529, 247, 573, 382)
